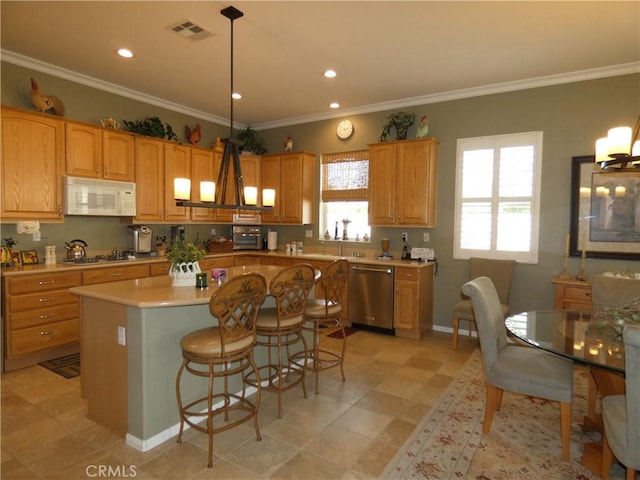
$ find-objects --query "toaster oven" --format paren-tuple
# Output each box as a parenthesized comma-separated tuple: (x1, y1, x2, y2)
(232, 225, 262, 250)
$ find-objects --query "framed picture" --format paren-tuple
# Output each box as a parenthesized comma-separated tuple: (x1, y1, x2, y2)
(20, 250, 39, 264)
(570, 155, 640, 260)
(11, 251, 21, 265)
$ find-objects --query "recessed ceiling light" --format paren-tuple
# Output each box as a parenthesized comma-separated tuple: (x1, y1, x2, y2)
(324, 70, 337, 78)
(330, 102, 340, 109)
(117, 48, 134, 58)
(232, 92, 242, 100)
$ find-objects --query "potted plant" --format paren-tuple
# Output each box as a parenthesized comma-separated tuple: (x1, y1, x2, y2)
(166, 235, 206, 286)
(236, 126, 267, 154)
(122, 116, 178, 141)
(379, 111, 416, 142)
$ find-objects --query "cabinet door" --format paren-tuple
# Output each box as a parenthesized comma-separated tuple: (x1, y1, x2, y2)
(394, 277, 418, 330)
(368, 143, 397, 225)
(279, 153, 304, 223)
(134, 137, 164, 221)
(190, 148, 216, 222)
(1, 108, 65, 220)
(164, 144, 191, 222)
(103, 130, 134, 181)
(396, 139, 437, 226)
(66, 121, 103, 178)
(261, 155, 281, 224)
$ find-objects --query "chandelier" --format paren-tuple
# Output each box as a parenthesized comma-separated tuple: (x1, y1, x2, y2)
(174, 5, 274, 211)
(594, 115, 640, 171)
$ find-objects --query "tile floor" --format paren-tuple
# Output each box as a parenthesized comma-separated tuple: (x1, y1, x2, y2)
(1, 330, 476, 479)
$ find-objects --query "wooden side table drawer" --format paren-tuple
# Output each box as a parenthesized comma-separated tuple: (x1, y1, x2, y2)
(564, 286, 592, 302)
(9, 318, 79, 357)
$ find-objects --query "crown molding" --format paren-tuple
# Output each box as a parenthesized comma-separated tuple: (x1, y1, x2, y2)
(3, 49, 637, 131)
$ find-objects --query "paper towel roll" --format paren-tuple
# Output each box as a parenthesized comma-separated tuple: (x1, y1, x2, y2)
(267, 231, 278, 251)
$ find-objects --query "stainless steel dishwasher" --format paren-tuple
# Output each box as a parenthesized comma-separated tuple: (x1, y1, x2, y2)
(348, 263, 395, 334)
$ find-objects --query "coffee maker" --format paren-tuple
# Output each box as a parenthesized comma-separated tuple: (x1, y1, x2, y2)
(128, 225, 153, 253)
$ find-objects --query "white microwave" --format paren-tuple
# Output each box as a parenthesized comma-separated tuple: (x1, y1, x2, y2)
(64, 176, 136, 216)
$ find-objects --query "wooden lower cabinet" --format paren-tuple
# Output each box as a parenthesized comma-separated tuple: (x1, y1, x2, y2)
(82, 264, 150, 285)
(393, 265, 434, 339)
(2, 271, 82, 371)
(551, 276, 592, 311)
(234, 255, 262, 266)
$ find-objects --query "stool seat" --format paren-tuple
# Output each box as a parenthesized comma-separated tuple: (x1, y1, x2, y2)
(304, 299, 342, 318)
(180, 327, 254, 357)
(256, 308, 304, 329)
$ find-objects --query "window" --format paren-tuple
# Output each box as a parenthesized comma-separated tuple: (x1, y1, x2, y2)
(453, 132, 543, 263)
(319, 150, 371, 241)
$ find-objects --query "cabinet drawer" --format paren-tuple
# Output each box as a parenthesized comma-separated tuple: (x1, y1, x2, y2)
(9, 271, 81, 294)
(10, 289, 77, 313)
(82, 264, 149, 285)
(261, 257, 293, 267)
(564, 286, 592, 302)
(563, 300, 592, 312)
(199, 256, 235, 271)
(9, 318, 79, 357)
(11, 303, 79, 329)
(395, 267, 419, 281)
(149, 262, 171, 277)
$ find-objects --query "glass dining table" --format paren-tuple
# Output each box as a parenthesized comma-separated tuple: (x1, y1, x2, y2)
(505, 310, 626, 476)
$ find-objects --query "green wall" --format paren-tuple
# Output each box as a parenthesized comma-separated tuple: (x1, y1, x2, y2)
(2, 61, 638, 331)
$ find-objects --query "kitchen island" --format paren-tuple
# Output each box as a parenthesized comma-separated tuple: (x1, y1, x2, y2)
(69, 265, 289, 452)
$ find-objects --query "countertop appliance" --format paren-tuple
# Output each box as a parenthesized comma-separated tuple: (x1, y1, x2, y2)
(128, 225, 153, 253)
(63, 176, 136, 216)
(65, 239, 88, 260)
(232, 225, 262, 250)
(347, 263, 395, 334)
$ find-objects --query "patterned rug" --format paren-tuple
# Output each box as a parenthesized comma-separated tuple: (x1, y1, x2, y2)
(38, 353, 80, 379)
(382, 349, 626, 479)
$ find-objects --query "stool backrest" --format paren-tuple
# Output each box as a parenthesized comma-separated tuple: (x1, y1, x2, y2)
(320, 259, 349, 306)
(624, 323, 640, 461)
(209, 272, 267, 355)
(270, 263, 315, 326)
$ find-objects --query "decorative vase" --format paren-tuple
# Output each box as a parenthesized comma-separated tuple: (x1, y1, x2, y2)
(394, 126, 409, 140)
(169, 261, 201, 287)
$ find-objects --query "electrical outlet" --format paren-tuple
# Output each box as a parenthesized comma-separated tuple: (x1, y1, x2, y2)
(210, 228, 216, 235)
(118, 326, 126, 346)
(305, 229, 312, 238)
(401, 232, 408, 243)
(423, 232, 430, 242)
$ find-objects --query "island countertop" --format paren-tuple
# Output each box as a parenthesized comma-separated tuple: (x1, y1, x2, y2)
(69, 264, 287, 308)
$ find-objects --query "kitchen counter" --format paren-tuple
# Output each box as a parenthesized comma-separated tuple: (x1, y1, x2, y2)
(1, 250, 433, 277)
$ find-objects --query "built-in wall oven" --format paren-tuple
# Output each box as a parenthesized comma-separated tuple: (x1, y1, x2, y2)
(232, 225, 262, 250)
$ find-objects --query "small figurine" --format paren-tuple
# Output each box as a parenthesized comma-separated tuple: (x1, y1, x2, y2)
(185, 124, 202, 145)
(284, 134, 293, 151)
(324, 230, 331, 240)
(416, 115, 429, 138)
(29, 78, 65, 116)
(363, 233, 370, 242)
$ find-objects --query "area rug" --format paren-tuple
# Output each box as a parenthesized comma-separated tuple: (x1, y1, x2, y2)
(327, 327, 359, 339)
(38, 353, 80, 379)
(382, 349, 625, 479)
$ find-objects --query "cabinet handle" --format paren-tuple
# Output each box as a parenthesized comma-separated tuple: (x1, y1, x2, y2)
(111, 272, 124, 277)
(96, 166, 101, 174)
(39, 297, 55, 302)
(58, 205, 63, 216)
(104, 167, 110, 176)
(38, 280, 55, 285)
(40, 330, 55, 336)
(40, 313, 56, 319)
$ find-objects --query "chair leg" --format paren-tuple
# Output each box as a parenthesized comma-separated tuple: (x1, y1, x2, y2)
(483, 384, 501, 434)
(602, 431, 613, 480)
(559, 401, 571, 462)
(626, 468, 637, 480)
(452, 316, 460, 350)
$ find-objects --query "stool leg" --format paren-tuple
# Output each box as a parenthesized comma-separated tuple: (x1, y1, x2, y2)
(248, 352, 262, 441)
(452, 316, 460, 350)
(207, 362, 215, 468)
(175, 359, 187, 443)
(338, 320, 346, 382)
(313, 321, 321, 394)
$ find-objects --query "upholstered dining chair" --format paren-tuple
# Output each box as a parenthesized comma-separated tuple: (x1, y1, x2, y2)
(247, 263, 315, 418)
(590, 274, 640, 312)
(300, 258, 349, 394)
(175, 272, 267, 468)
(602, 323, 640, 480)
(462, 276, 574, 461)
(452, 257, 516, 349)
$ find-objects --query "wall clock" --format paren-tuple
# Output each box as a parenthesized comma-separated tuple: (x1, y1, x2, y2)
(336, 119, 354, 140)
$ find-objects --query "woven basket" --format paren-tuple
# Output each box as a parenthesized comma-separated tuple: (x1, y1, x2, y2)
(205, 239, 234, 253)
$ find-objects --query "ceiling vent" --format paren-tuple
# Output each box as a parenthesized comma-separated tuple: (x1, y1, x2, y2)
(168, 19, 212, 40)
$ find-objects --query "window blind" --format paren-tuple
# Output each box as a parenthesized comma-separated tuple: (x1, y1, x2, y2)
(321, 150, 369, 202)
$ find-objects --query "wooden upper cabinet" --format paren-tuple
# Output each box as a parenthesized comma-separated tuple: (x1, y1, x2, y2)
(134, 137, 165, 222)
(163, 143, 190, 222)
(66, 121, 134, 181)
(368, 138, 439, 227)
(261, 151, 316, 225)
(1, 106, 65, 220)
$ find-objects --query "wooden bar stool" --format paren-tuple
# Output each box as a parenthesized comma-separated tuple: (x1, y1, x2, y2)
(175, 273, 267, 468)
(246, 263, 315, 418)
(299, 259, 349, 394)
